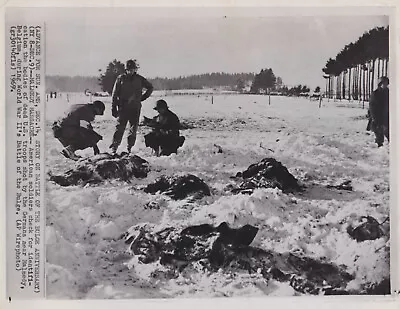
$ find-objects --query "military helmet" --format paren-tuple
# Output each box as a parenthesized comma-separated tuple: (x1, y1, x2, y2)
(126, 59, 139, 70)
(154, 99, 168, 111)
(378, 76, 389, 86)
(93, 100, 105, 115)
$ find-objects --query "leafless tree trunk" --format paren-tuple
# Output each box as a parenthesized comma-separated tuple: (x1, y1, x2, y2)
(332, 76, 339, 102)
(371, 59, 376, 92)
(382, 59, 385, 76)
(348, 68, 352, 101)
(385, 58, 388, 76)
(377, 58, 381, 79)
(342, 71, 346, 100)
(367, 62, 371, 100)
(358, 64, 364, 101)
(363, 66, 367, 102)
(325, 78, 328, 98)
(351, 67, 357, 98)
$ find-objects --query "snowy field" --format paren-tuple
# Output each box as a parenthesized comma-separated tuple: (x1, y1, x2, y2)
(45, 92, 390, 298)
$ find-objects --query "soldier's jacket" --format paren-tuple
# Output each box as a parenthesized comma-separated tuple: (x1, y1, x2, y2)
(112, 73, 153, 109)
(369, 87, 389, 125)
(58, 104, 97, 128)
(52, 103, 102, 148)
(145, 109, 181, 135)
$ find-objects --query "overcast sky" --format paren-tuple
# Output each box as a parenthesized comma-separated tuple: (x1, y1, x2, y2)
(7, 7, 389, 89)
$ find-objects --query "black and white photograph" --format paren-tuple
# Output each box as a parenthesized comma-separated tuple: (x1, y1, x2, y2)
(4, 4, 396, 301)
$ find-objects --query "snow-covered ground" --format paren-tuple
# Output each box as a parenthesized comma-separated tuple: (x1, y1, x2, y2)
(45, 92, 390, 298)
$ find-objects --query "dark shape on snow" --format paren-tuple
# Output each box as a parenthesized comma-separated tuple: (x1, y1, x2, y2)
(181, 222, 258, 247)
(122, 223, 357, 295)
(347, 216, 385, 242)
(213, 144, 223, 153)
(365, 278, 390, 295)
(231, 157, 301, 194)
(327, 180, 353, 191)
(215, 222, 259, 246)
(181, 223, 216, 236)
(49, 152, 150, 186)
(143, 174, 211, 200)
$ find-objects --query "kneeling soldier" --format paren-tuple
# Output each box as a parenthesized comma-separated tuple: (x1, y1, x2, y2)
(144, 100, 185, 156)
(52, 100, 105, 160)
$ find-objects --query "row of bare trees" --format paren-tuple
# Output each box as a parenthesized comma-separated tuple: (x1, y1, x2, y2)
(322, 26, 389, 102)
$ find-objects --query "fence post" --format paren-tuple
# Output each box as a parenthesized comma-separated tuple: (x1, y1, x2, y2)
(268, 90, 271, 105)
(319, 95, 322, 108)
(211, 96, 214, 104)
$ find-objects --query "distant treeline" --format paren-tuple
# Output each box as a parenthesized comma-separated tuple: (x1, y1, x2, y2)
(150, 73, 255, 90)
(46, 72, 255, 93)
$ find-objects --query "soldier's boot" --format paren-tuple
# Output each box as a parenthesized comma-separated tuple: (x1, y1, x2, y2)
(374, 128, 384, 148)
(109, 143, 118, 155)
(61, 146, 80, 161)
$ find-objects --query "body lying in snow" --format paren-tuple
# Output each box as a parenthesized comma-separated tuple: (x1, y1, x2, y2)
(49, 152, 150, 186)
(121, 222, 359, 295)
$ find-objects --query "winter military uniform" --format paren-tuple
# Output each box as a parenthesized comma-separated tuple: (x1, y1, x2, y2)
(110, 60, 153, 153)
(52, 100, 105, 160)
(144, 100, 185, 156)
(368, 77, 389, 147)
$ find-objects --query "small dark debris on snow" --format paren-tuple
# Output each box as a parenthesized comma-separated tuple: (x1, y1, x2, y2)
(122, 223, 354, 295)
(49, 152, 150, 186)
(230, 158, 301, 194)
(347, 216, 385, 242)
(373, 183, 390, 193)
(143, 201, 162, 210)
(179, 121, 196, 130)
(213, 144, 223, 153)
(327, 180, 353, 191)
(143, 174, 211, 200)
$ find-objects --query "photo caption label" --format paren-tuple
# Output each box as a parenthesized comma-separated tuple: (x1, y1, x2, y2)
(6, 23, 45, 299)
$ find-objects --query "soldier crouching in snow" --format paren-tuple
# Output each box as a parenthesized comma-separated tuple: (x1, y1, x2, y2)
(52, 100, 105, 160)
(368, 76, 389, 147)
(143, 99, 185, 156)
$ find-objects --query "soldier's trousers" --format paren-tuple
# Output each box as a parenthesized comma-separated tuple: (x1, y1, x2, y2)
(373, 123, 389, 146)
(52, 123, 102, 151)
(144, 131, 185, 156)
(111, 103, 141, 150)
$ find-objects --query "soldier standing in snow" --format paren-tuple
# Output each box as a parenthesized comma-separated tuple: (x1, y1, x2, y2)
(109, 59, 154, 153)
(368, 76, 389, 147)
(52, 100, 105, 160)
(143, 99, 185, 156)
